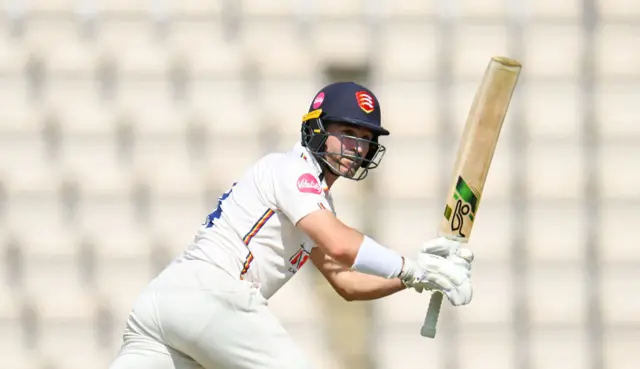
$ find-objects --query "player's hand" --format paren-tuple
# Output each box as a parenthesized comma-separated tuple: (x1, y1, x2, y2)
(399, 238, 474, 306)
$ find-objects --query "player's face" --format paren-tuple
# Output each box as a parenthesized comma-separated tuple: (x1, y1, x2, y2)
(324, 123, 373, 177)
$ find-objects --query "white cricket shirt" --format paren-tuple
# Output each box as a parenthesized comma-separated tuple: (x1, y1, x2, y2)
(183, 142, 335, 299)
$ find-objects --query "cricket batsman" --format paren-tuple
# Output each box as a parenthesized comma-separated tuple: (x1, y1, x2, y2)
(109, 82, 475, 369)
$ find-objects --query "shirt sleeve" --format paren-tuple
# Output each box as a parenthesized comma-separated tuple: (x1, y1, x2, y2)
(270, 159, 332, 225)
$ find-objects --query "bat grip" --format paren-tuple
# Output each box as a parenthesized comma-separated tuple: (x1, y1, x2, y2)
(421, 291, 443, 338)
(421, 234, 463, 338)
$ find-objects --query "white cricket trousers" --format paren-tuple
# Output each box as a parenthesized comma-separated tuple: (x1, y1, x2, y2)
(108, 257, 311, 369)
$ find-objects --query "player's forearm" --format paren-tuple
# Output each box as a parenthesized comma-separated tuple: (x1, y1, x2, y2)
(335, 271, 406, 301)
(299, 211, 402, 274)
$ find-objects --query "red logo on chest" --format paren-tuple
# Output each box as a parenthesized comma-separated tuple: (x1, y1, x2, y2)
(288, 245, 310, 273)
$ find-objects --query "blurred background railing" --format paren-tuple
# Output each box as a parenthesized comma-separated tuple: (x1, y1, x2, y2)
(0, 1, 638, 369)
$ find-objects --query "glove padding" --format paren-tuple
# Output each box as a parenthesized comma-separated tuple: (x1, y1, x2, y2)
(399, 237, 474, 306)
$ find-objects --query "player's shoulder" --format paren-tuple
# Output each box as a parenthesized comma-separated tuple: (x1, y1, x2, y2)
(256, 148, 313, 176)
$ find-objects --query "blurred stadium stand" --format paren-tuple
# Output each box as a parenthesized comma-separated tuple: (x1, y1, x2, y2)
(0, 1, 638, 369)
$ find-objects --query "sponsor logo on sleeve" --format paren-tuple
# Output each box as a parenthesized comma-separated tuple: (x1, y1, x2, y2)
(297, 173, 322, 195)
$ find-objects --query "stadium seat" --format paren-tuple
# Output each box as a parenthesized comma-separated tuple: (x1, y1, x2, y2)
(526, 142, 585, 200)
(525, 0, 582, 18)
(604, 330, 637, 369)
(260, 79, 321, 134)
(0, 22, 29, 75)
(0, 128, 51, 199)
(525, 81, 582, 140)
(189, 79, 259, 134)
(188, 95, 256, 137)
(148, 197, 206, 243)
(301, 0, 364, 17)
(117, 79, 184, 135)
(598, 203, 640, 263)
(0, 270, 20, 320)
(380, 0, 438, 16)
(167, 21, 244, 78)
(595, 83, 640, 139)
(97, 20, 168, 76)
(166, 0, 223, 17)
(458, 328, 515, 369)
(309, 21, 370, 66)
(452, 24, 509, 80)
(148, 225, 194, 262)
(374, 197, 439, 254)
(23, 258, 96, 334)
(17, 226, 80, 267)
(594, 24, 640, 78)
(95, 258, 154, 332)
(526, 202, 587, 262)
(3, 168, 64, 239)
(457, 262, 513, 325)
(598, 144, 640, 200)
(44, 80, 115, 136)
(23, 19, 97, 76)
(373, 138, 440, 200)
(76, 188, 138, 238)
(373, 20, 441, 81)
(372, 81, 439, 137)
(22, 0, 80, 15)
(0, 319, 42, 369)
(0, 78, 40, 135)
(205, 134, 265, 188)
(600, 264, 640, 325)
(374, 327, 445, 369)
(530, 328, 588, 369)
(95, 0, 153, 16)
(456, 0, 507, 18)
(132, 133, 193, 176)
(528, 263, 586, 326)
(139, 156, 204, 198)
(596, 0, 640, 18)
(464, 201, 512, 262)
(240, 0, 299, 17)
(272, 133, 303, 154)
(241, 21, 315, 78)
(68, 142, 130, 207)
(59, 135, 125, 197)
(38, 318, 111, 369)
(478, 143, 513, 202)
(522, 24, 583, 79)
(92, 220, 152, 261)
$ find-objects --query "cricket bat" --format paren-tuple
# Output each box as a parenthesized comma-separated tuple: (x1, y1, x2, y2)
(420, 56, 522, 339)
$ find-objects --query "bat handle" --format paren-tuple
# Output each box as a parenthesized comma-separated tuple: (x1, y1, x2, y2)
(421, 289, 444, 338)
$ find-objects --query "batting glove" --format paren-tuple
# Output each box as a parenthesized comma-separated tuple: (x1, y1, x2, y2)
(398, 237, 474, 306)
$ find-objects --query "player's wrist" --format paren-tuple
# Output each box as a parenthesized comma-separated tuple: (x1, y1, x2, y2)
(351, 236, 403, 279)
(398, 258, 421, 283)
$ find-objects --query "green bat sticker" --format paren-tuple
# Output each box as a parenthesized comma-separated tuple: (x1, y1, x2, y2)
(443, 176, 479, 238)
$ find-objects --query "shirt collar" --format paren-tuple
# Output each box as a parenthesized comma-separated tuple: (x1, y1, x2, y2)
(289, 142, 330, 194)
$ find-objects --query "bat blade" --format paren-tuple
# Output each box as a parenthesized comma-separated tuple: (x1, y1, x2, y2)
(421, 56, 522, 338)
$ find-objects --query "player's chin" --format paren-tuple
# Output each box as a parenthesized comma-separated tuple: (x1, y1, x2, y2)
(339, 163, 360, 177)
